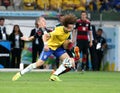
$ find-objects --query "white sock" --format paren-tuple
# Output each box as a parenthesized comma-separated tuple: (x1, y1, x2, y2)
(54, 64, 66, 76)
(21, 63, 36, 75)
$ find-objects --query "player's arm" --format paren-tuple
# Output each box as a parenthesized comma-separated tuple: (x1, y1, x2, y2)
(42, 33, 51, 51)
(21, 28, 35, 41)
(42, 33, 51, 43)
(89, 31, 93, 47)
(72, 21, 79, 44)
(72, 29, 77, 43)
(21, 36, 34, 41)
(72, 22, 78, 46)
(88, 23, 93, 47)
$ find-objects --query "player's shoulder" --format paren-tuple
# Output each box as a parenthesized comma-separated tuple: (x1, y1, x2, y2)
(76, 19, 81, 23)
(55, 26, 64, 30)
(31, 28, 36, 31)
(52, 26, 64, 34)
(86, 19, 91, 23)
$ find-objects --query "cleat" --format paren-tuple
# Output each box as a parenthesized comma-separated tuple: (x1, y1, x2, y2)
(81, 69, 85, 74)
(74, 46, 80, 61)
(12, 72, 21, 81)
(49, 74, 62, 81)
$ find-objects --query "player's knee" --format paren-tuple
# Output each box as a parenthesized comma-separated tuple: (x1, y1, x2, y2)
(36, 59, 44, 67)
(62, 58, 75, 68)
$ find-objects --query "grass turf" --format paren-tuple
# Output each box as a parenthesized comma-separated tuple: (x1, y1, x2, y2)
(0, 71, 120, 93)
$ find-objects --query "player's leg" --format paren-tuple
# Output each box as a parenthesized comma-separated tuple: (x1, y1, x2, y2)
(81, 42, 89, 71)
(57, 49, 74, 76)
(51, 48, 79, 76)
(81, 49, 88, 72)
(12, 49, 52, 81)
(12, 59, 44, 81)
(50, 52, 75, 81)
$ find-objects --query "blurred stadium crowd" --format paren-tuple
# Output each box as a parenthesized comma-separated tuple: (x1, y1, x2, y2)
(0, 0, 120, 12)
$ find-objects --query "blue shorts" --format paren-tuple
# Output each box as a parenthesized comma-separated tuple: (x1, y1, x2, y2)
(39, 47, 66, 61)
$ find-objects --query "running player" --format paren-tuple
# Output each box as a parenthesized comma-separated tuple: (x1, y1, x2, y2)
(12, 14, 77, 81)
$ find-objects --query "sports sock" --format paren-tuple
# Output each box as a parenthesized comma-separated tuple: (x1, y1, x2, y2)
(58, 68, 71, 76)
(21, 63, 36, 75)
(53, 64, 66, 76)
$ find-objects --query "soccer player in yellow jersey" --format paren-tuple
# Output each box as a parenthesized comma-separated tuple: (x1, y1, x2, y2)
(12, 14, 77, 81)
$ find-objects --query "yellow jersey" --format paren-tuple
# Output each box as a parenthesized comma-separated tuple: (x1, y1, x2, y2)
(47, 26, 70, 50)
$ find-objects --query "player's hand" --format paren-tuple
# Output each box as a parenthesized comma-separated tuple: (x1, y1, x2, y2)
(44, 45, 49, 51)
(21, 36, 29, 41)
(89, 42, 93, 47)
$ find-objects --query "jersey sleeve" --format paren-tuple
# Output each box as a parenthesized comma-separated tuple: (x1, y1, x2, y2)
(88, 22, 91, 31)
(74, 22, 79, 29)
(29, 29, 35, 37)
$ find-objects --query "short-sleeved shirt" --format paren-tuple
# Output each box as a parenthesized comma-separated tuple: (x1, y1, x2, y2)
(75, 19, 91, 41)
(47, 26, 70, 50)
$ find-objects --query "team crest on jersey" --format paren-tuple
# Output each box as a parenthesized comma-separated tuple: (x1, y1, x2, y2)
(79, 23, 82, 26)
(86, 24, 89, 27)
(37, 31, 42, 36)
(44, 55, 47, 59)
(82, 27, 86, 31)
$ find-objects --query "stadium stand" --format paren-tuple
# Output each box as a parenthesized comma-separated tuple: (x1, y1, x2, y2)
(36, 0, 49, 10)
(7, 6, 14, 10)
(62, 0, 74, 11)
(73, 0, 86, 11)
(0, 6, 6, 11)
(49, 0, 62, 11)
(23, 0, 36, 10)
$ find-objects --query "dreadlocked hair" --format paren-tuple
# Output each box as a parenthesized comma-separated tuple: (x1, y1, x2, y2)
(62, 14, 77, 27)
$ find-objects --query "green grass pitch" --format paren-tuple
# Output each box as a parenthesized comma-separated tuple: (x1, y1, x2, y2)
(0, 71, 120, 93)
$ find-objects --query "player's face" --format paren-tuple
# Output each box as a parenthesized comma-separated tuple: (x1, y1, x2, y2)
(81, 12, 87, 20)
(64, 24, 74, 32)
(59, 15, 64, 22)
(38, 17, 46, 28)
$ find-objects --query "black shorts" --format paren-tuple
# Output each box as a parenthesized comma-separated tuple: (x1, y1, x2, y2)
(77, 40, 89, 55)
(66, 49, 73, 57)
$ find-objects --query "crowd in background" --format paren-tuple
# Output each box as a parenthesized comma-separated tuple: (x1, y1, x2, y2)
(0, 0, 120, 12)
